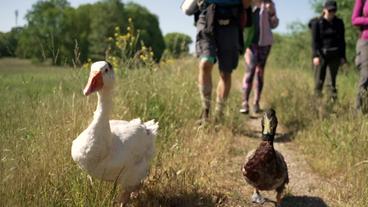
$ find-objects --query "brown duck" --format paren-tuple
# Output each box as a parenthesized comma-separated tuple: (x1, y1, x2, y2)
(242, 109, 288, 206)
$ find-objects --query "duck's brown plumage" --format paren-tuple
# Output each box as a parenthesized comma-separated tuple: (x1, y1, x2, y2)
(242, 140, 289, 192)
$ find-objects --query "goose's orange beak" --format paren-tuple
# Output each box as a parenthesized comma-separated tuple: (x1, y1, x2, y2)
(83, 71, 103, 96)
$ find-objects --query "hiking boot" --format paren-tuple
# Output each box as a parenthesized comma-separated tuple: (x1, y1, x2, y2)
(253, 103, 261, 113)
(239, 104, 249, 114)
(196, 108, 210, 126)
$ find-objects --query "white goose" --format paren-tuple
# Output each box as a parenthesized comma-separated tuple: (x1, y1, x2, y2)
(71, 61, 158, 205)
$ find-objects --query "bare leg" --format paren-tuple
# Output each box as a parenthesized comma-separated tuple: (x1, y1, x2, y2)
(241, 48, 256, 113)
(198, 59, 214, 120)
(251, 189, 265, 204)
(254, 65, 265, 107)
(215, 71, 231, 117)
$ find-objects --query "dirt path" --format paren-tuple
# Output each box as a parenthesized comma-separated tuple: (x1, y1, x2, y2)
(238, 115, 336, 207)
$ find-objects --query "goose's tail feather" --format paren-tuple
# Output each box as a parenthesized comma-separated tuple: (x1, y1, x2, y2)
(144, 120, 159, 136)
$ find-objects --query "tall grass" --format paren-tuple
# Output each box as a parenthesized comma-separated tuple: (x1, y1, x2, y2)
(0, 58, 249, 206)
(264, 55, 368, 206)
(0, 56, 367, 206)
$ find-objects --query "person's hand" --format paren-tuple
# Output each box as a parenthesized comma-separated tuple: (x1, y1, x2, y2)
(340, 58, 346, 66)
(265, 2, 275, 15)
(313, 57, 320, 66)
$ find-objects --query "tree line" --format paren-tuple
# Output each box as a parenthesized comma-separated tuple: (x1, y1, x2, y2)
(0, 0, 192, 65)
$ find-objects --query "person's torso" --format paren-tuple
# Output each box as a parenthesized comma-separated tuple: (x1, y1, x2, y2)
(319, 17, 342, 49)
(250, 3, 274, 46)
(360, 0, 368, 39)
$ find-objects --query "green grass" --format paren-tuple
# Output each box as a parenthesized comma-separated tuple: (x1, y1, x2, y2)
(0, 57, 367, 206)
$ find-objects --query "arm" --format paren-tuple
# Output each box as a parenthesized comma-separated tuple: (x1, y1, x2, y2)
(311, 20, 321, 58)
(352, 0, 368, 26)
(240, 0, 252, 28)
(339, 20, 347, 60)
(267, 1, 279, 29)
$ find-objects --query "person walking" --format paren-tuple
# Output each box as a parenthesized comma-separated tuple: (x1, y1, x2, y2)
(311, 0, 346, 101)
(196, 0, 251, 124)
(352, 0, 368, 113)
(239, 0, 278, 114)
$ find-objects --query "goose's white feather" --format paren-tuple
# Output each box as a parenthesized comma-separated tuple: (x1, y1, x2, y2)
(71, 61, 158, 190)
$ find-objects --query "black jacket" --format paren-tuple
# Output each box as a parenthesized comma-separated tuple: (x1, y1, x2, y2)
(311, 16, 346, 60)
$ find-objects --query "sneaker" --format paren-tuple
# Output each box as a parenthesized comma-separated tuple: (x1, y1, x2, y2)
(239, 104, 249, 114)
(253, 103, 261, 113)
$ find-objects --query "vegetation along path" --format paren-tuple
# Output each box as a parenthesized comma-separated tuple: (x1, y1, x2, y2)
(1, 59, 364, 206)
(240, 115, 337, 207)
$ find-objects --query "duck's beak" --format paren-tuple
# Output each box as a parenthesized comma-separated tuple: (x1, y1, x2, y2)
(83, 71, 103, 96)
(263, 116, 272, 135)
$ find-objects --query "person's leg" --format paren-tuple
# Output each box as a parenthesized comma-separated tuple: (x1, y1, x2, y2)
(215, 70, 232, 116)
(195, 12, 217, 122)
(241, 48, 256, 113)
(356, 65, 368, 110)
(253, 46, 271, 111)
(326, 56, 340, 101)
(198, 58, 215, 120)
(355, 39, 368, 111)
(253, 65, 264, 111)
(314, 57, 328, 97)
(215, 24, 240, 117)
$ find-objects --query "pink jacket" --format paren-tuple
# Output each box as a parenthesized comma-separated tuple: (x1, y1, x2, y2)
(258, 1, 279, 46)
(352, 0, 368, 40)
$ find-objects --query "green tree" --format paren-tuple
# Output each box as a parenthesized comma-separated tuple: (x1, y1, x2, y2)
(164, 32, 192, 58)
(14, 0, 166, 65)
(65, 4, 93, 66)
(87, 0, 127, 60)
(0, 27, 22, 57)
(124, 3, 165, 61)
(16, 0, 73, 64)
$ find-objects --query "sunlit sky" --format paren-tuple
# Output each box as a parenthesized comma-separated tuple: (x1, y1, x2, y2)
(0, 0, 316, 50)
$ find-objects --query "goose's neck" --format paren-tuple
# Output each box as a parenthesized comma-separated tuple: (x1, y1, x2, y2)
(93, 89, 113, 122)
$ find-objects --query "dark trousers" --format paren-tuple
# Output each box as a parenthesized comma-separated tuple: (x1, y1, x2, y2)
(314, 53, 340, 98)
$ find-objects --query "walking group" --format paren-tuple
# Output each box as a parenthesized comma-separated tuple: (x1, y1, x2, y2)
(182, 0, 368, 124)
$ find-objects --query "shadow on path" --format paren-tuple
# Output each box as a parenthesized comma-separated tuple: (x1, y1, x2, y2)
(280, 195, 329, 207)
(134, 190, 226, 207)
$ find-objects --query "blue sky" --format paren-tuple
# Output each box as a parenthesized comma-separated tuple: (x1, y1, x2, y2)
(0, 0, 316, 49)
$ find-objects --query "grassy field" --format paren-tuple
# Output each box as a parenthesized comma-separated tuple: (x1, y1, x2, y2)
(0, 57, 367, 207)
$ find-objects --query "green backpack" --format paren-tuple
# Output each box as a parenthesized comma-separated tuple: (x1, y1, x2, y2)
(243, 8, 257, 48)
(243, 22, 255, 48)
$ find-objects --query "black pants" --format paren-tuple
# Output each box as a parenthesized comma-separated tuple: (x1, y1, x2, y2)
(314, 53, 340, 98)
